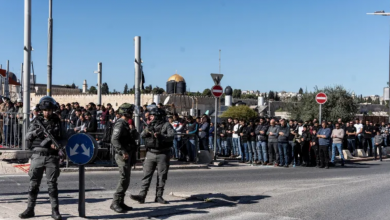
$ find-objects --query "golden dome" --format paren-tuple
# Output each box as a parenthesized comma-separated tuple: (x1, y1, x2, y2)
(167, 73, 185, 82)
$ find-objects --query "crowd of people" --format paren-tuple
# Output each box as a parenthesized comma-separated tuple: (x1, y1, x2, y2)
(168, 116, 390, 168)
(1, 97, 389, 169)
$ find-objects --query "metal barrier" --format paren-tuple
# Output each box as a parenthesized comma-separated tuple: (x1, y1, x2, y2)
(0, 112, 24, 149)
(0, 109, 201, 166)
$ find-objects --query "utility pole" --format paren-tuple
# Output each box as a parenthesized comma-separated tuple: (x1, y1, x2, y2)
(23, 0, 32, 151)
(5, 60, 9, 98)
(47, 0, 53, 96)
(94, 62, 102, 105)
(0, 64, 2, 96)
(219, 49, 221, 74)
(134, 36, 141, 132)
(20, 63, 23, 99)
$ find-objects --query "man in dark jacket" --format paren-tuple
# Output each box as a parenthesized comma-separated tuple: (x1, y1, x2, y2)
(238, 120, 250, 163)
(186, 116, 198, 162)
(131, 106, 174, 205)
(84, 112, 97, 133)
(110, 103, 137, 213)
(267, 119, 279, 166)
(362, 121, 373, 157)
(248, 121, 257, 163)
(277, 119, 290, 167)
(317, 121, 331, 169)
(255, 118, 269, 165)
(198, 117, 210, 151)
(300, 125, 311, 166)
(226, 118, 234, 157)
(219, 122, 228, 156)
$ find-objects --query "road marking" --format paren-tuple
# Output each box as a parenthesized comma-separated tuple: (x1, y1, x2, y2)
(0, 174, 28, 178)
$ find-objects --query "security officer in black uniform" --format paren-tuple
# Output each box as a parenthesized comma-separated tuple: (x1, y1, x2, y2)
(130, 105, 174, 204)
(110, 103, 138, 213)
(19, 96, 64, 220)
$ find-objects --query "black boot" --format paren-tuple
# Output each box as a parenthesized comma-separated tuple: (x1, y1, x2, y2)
(155, 196, 168, 204)
(155, 187, 168, 204)
(120, 197, 133, 211)
(19, 208, 35, 219)
(130, 194, 145, 204)
(20, 191, 37, 219)
(110, 201, 125, 213)
(51, 208, 62, 220)
(49, 187, 62, 220)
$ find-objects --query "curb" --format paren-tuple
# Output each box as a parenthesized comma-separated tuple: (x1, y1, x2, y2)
(60, 164, 209, 173)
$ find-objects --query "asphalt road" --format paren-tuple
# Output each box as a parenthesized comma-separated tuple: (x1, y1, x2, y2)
(1, 160, 390, 220)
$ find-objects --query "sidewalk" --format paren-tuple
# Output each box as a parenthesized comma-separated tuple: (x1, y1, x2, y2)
(0, 160, 209, 175)
(0, 190, 237, 220)
(0, 154, 385, 175)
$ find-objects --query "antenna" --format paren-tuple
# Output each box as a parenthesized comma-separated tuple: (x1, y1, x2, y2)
(219, 49, 221, 74)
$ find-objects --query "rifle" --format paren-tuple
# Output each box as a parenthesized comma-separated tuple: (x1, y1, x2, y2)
(34, 118, 63, 151)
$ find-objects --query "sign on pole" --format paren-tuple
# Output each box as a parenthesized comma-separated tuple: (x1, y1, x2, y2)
(210, 73, 223, 161)
(211, 85, 223, 98)
(210, 73, 223, 85)
(316, 92, 327, 104)
(66, 133, 98, 217)
(316, 92, 327, 123)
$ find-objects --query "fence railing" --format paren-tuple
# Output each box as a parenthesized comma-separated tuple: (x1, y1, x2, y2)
(0, 111, 204, 166)
(0, 112, 24, 148)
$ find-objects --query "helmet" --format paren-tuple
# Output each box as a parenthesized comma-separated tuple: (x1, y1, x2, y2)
(148, 105, 160, 116)
(38, 96, 58, 111)
(118, 103, 134, 115)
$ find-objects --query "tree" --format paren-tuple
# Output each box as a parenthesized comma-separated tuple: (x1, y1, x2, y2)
(102, 83, 109, 94)
(242, 94, 257, 99)
(220, 105, 258, 121)
(123, 84, 129, 94)
(268, 90, 275, 100)
(286, 85, 358, 122)
(143, 84, 153, 94)
(274, 92, 280, 101)
(88, 86, 97, 94)
(298, 88, 304, 95)
(202, 89, 212, 96)
(152, 86, 165, 94)
(367, 97, 372, 103)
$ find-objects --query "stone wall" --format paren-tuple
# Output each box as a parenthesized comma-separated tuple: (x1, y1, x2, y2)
(31, 93, 260, 116)
(31, 94, 219, 116)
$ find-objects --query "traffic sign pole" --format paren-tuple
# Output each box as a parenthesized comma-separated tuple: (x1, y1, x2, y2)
(319, 104, 322, 124)
(79, 165, 85, 217)
(214, 97, 218, 160)
(210, 74, 224, 161)
(316, 93, 327, 123)
(65, 133, 98, 218)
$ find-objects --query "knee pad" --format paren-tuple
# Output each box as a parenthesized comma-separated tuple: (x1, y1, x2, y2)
(48, 186, 58, 197)
(28, 184, 39, 194)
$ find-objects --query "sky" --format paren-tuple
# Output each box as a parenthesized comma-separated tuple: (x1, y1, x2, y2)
(1, 0, 390, 96)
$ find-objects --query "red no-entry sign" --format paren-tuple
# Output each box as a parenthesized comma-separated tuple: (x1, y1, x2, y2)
(211, 85, 223, 98)
(316, 92, 327, 104)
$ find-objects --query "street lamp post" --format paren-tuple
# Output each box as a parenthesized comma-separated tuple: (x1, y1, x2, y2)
(367, 10, 390, 122)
